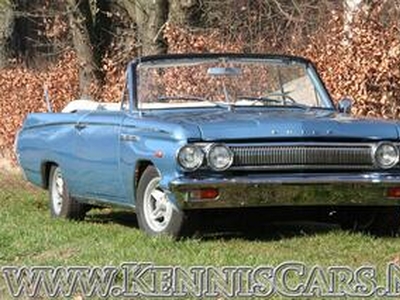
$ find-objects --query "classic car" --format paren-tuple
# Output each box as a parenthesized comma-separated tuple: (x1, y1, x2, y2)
(15, 53, 400, 238)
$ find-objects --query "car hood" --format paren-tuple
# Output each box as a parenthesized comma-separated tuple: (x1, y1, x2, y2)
(155, 109, 400, 141)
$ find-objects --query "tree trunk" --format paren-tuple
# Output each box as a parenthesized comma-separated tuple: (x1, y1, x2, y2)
(134, 0, 168, 56)
(94, 0, 112, 69)
(0, 0, 13, 67)
(120, 0, 202, 56)
(168, 0, 198, 26)
(66, 0, 99, 98)
(343, 0, 363, 44)
(116, 0, 136, 21)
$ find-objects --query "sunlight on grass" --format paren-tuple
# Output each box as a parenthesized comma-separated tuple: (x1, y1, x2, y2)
(1, 175, 399, 267)
(1, 175, 400, 299)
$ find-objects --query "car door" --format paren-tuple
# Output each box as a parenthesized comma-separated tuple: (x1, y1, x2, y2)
(73, 110, 127, 202)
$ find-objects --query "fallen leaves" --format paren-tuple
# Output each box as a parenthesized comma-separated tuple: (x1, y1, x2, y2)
(1, 3, 400, 163)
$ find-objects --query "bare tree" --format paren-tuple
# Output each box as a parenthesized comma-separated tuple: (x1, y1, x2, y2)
(94, 0, 112, 72)
(343, 0, 364, 44)
(135, 0, 168, 55)
(114, 0, 168, 56)
(0, 0, 13, 67)
(168, 0, 198, 26)
(66, 0, 99, 97)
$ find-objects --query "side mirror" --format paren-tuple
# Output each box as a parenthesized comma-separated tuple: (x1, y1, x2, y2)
(338, 98, 352, 114)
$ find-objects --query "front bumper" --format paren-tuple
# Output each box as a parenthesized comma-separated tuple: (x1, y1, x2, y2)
(169, 173, 400, 209)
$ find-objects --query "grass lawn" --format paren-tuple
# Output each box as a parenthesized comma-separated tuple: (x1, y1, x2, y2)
(1, 171, 400, 299)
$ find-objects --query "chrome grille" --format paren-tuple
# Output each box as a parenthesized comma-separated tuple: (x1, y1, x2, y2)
(230, 143, 374, 170)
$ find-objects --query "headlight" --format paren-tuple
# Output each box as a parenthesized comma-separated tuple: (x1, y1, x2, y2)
(206, 144, 233, 171)
(373, 142, 399, 169)
(177, 145, 204, 171)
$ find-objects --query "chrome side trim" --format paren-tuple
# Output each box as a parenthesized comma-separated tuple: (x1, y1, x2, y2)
(120, 134, 139, 142)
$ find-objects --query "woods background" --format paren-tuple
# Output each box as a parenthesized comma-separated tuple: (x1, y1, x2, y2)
(0, 0, 400, 160)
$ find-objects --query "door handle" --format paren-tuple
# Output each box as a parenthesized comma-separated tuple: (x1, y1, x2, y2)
(120, 134, 139, 142)
(75, 123, 87, 130)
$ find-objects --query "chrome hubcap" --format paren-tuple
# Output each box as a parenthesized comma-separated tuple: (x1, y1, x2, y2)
(51, 168, 64, 215)
(143, 177, 173, 232)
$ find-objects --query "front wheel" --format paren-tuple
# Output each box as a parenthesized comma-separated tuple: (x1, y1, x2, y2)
(136, 166, 185, 238)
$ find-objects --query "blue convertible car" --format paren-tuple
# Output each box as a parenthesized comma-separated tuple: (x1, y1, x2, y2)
(15, 53, 400, 237)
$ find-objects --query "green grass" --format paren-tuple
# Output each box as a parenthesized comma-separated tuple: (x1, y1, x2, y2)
(1, 172, 400, 299)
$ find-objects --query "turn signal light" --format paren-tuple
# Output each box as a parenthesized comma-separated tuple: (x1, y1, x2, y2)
(387, 187, 400, 198)
(189, 188, 219, 200)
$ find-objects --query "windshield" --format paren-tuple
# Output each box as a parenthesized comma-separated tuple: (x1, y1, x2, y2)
(136, 57, 332, 110)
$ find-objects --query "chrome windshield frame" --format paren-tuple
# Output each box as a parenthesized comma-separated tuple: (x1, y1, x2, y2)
(128, 53, 335, 112)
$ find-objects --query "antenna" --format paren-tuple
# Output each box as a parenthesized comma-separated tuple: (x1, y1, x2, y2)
(43, 84, 53, 112)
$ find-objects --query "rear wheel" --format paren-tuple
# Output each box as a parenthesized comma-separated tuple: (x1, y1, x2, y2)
(136, 166, 185, 238)
(339, 206, 400, 236)
(49, 165, 86, 220)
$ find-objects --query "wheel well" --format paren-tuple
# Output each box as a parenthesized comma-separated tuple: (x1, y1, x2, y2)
(135, 160, 153, 192)
(41, 161, 57, 189)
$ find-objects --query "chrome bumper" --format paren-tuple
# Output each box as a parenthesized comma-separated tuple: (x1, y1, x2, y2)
(169, 173, 400, 209)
